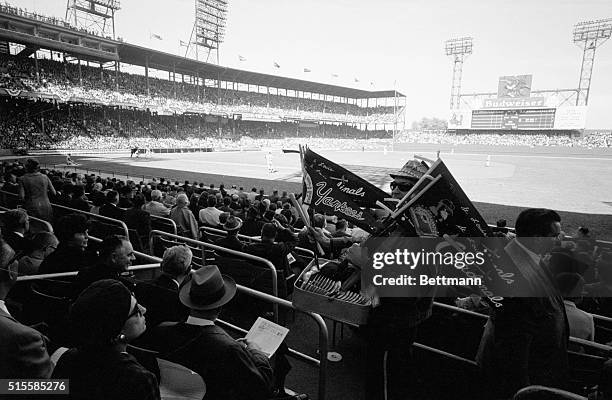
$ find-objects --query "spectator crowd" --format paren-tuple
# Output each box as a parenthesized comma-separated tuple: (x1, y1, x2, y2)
(0, 156, 611, 399)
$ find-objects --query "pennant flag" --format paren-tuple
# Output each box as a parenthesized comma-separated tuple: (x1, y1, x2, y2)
(179, 40, 188, 47)
(273, 61, 280, 68)
(331, 73, 339, 78)
(150, 33, 163, 40)
(301, 147, 391, 232)
(361, 159, 530, 306)
(5, 88, 22, 97)
(354, 77, 360, 83)
(303, 68, 311, 73)
(238, 55, 247, 61)
(392, 158, 492, 237)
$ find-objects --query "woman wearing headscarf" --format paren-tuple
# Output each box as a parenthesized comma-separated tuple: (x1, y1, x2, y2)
(52, 279, 159, 400)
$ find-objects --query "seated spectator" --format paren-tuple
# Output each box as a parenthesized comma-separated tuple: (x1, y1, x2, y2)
(118, 185, 134, 208)
(135, 245, 191, 329)
(0, 238, 52, 378)
(38, 214, 92, 274)
(199, 194, 222, 227)
(218, 196, 232, 213)
(17, 232, 59, 276)
(99, 190, 126, 221)
(73, 235, 136, 299)
(142, 190, 170, 217)
(240, 206, 264, 237)
(583, 252, 612, 317)
(1, 208, 30, 254)
(88, 182, 106, 213)
(555, 273, 594, 345)
(125, 193, 151, 247)
(215, 216, 244, 252)
(52, 279, 160, 400)
(169, 193, 199, 240)
(333, 219, 352, 238)
(147, 266, 275, 400)
(69, 185, 91, 213)
(55, 182, 74, 207)
(247, 187, 258, 202)
(244, 222, 294, 275)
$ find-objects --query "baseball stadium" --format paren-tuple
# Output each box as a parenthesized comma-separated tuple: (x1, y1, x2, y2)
(0, 1, 612, 400)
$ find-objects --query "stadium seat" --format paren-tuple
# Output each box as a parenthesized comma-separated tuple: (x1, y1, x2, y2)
(157, 358, 206, 400)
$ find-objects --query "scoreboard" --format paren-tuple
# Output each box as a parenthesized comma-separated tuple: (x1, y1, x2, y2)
(471, 109, 556, 130)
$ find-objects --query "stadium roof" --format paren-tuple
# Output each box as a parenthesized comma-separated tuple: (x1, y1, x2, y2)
(118, 42, 404, 99)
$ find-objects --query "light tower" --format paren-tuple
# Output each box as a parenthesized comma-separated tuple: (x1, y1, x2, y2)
(65, 0, 121, 39)
(445, 37, 473, 110)
(573, 18, 612, 106)
(186, 0, 228, 63)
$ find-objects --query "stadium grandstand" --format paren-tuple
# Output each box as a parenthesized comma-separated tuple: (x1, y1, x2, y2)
(1, 2, 612, 400)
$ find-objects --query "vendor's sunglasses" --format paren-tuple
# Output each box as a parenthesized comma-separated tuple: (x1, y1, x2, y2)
(127, 302, 143, 319)
(390, 181, 414, 192)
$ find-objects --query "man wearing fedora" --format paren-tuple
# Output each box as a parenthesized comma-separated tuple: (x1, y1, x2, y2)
(215, 216, 245, 252)
(148, 265, 276, 400)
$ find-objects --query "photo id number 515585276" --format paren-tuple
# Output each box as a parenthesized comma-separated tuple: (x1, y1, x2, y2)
(0, 379, 69, 395)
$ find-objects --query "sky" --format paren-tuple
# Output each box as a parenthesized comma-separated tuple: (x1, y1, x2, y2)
(10, 0, 612, 128)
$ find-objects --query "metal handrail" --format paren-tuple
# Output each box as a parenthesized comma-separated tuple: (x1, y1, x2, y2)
(230, 284, 329, 400)
(17, 248, 329, 400)
(200, 226, 260, 243)
(51, 203, 130, 239)
(199, 226, 316, 259)
(0, 189, 130, 238)
(0, 207, 54, 233)
(16, 263, 161, 282)
(150, 214, 178, 235)
(149, 230, 280, 322)
(432, 301, 612, 356)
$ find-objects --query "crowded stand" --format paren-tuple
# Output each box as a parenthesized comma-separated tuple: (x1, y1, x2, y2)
(0, 53, 397, 125)
(0, 155, 611, 399)
(2, 97, 612, 152)
(2, 8, 612, 400)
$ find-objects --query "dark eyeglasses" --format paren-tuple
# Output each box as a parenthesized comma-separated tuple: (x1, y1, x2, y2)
(390, 181, 414, 192)
(127, 303, 143, 319)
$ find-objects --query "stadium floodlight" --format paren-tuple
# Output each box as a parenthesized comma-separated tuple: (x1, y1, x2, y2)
(573, 18, 612, 106)
(445, 37, 473, 110)
(65, 0, 121, 39)
(192, 0, 228, 64)
(445, 37, 473, 56)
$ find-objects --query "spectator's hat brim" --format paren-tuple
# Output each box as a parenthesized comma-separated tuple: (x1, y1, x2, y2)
(179, 266, 236, 310)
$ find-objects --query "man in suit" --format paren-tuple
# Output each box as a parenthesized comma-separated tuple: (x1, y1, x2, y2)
(0, 239, 52, 378)
(142, 190, 170, 217)
(149, 265, 276, 400)
(68, 185, 91, 213)
(244, 222, 295, 275)
(477, 208, 568, 398)
(1, 209, 29, 255)
(135, 245, 191, 328)
(99, 190, 126, 221)
(73, 235, 136, 299)
(215, 216, 244, 252)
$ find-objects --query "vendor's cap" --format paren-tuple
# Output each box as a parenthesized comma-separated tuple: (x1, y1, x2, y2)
(390, 159, 428, 180)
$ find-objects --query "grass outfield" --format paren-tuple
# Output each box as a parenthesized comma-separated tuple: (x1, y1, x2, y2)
(36, 146, 612, 241)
